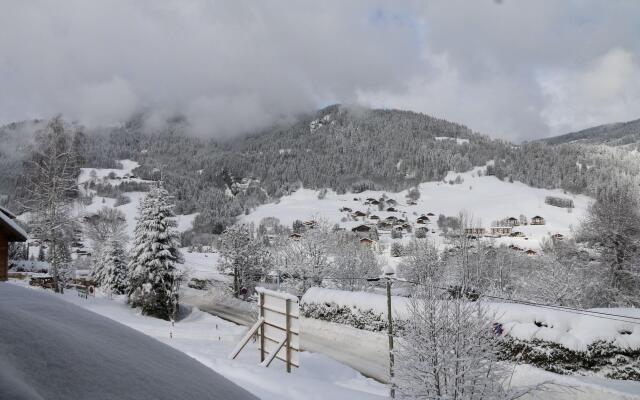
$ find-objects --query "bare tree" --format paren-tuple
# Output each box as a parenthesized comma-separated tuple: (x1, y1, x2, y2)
(395, 284, 542, 399)
(329, 236, 379, 290)
(578, 181, 640, 306)
(22, 117, 82, 292)
(399, 239, 441, 283)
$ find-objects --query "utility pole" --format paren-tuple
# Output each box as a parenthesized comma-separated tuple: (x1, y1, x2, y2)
(368, 271, 395, 399)
(386, 275, 395, 399)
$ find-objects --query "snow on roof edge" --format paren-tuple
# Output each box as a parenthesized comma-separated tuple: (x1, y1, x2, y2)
(255, 287, 299, 302)
(0, 210, 27, 241)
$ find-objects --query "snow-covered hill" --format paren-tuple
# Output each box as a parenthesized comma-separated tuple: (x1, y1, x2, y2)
(76, 160, 197, 243)
(240, 164, 591, 252)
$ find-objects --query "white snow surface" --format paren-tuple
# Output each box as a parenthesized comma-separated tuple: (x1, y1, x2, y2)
(302, 287, 640, 352)
(7, 281, 386, 400)
(74, 160, 198, 245)
(239, 165, 591, 251)
(0, 283, 256, 400)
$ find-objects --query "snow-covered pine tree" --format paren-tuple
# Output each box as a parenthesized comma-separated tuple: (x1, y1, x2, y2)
(101, 239, 128, 295)
(127, 186, 183, 320)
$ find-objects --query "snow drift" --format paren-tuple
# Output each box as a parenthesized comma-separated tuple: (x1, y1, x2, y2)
(301, 287, 640, 352)
(0, 283, 256, 400)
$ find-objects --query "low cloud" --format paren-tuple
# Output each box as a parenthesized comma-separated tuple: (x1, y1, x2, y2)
(1, 1, 639, 140)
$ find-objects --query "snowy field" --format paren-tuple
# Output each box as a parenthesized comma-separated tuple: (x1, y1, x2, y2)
(239, 165, 592, 252)
(75, 160, 197, 244)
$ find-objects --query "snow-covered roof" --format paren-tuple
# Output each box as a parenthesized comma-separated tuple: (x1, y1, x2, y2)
(0, 209, 27, 241)
(0, 206, 17, 219)
(0, 284, 256, 400)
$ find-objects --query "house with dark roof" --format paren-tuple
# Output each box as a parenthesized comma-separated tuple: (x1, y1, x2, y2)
(531, 216, 545, 225)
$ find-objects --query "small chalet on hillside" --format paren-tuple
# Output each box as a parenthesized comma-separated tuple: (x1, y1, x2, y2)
(505, 217, 519, 226)
(490, 226, 512, 236)
(352, 224, 372, 233)
(369, 215, 380, 220)
(416, 216, 430, 224)
(0, 206, 28, 281)
(464, 227, 485, 236)
(531, 216, 545, 225)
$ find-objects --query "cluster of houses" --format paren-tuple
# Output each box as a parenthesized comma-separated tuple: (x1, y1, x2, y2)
(464, 215, 547, 238)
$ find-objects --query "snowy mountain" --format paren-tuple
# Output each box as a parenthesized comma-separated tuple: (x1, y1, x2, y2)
(540, 118, 640, 147)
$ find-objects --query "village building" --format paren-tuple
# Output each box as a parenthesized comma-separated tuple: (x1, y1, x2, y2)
(339, 207, 352, 213)
(369, 215, 380, 220)
(490, 226, 513, 236)
(510, 231, 525, 237)
(387, 199, 398, 206)
(0, 206, 28, 281)
(509, 244, 524, 251)
(386, 207, 398, 212)
(551, 233, 564, 241)
(416, 216, 430, 224)
(464, 227, 486, 236)
(531, 216, 545, 225)
(359, 237, 374, 246)
(505, 217, 519, 226)
(369, 199, 380, 205)
(426, 212, 435, 217)
(406, 200, 417, 206)
(385, 215, 398, 222)
(525, 249, 537, 256)
(351, 224, 372, 233)
(303, 220, 317, 229)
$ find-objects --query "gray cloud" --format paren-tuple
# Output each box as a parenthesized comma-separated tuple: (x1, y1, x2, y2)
(1, 0, 639, 140)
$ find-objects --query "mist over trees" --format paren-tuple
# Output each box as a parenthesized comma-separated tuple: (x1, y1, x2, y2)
(3, 106, 640, 242)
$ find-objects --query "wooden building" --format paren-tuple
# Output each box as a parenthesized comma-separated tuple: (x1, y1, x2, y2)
(464, 227, 486, 236)
(0, 207, 28, 281)
(531, 216, 545, 225)
(490, 226, 512, 236)
(416, 216, 430, 224)
(505, 217, 519, 226)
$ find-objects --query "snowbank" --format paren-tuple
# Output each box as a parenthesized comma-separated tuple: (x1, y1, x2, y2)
(302, 288, 640, 352)
(0, 283, 256, 400)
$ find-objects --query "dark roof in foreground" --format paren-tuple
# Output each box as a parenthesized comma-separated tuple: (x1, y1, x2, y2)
(0, 284, 257, 400)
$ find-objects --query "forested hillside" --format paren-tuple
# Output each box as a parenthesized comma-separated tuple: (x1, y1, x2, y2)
(539, 118, 640, 147)
(2, 105, 639, 234)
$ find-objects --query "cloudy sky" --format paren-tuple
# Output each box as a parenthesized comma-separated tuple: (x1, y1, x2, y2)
(1, 0, 639, 141)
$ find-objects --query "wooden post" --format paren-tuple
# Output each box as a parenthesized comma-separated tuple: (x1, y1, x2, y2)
(0, 235, 8, 282)
(285, 298, 292, 373)
(387, 277, 395, 399)
(259, 292, 265, 362)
